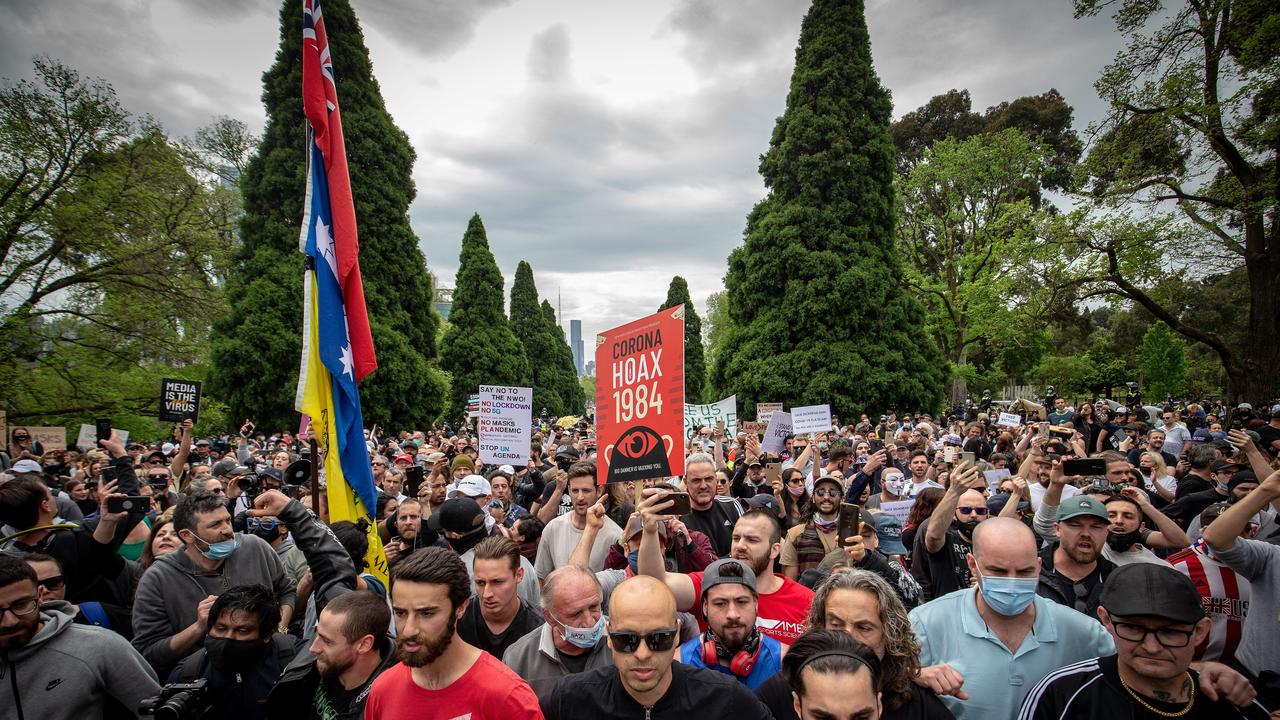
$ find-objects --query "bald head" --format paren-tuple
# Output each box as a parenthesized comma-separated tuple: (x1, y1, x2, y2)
(972, 517, 1036, 559)
(610, 575, 677, 628)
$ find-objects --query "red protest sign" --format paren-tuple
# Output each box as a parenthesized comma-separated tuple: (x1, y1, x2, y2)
(595, 306, 685, 484)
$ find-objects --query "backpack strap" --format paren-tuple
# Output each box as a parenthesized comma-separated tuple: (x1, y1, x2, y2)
(78, 601, 111, 629)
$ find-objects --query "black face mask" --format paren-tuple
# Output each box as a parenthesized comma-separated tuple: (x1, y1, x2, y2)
(956, 519, 980, 538)
(205, 637, 267, 673)
(1107, 528, 1143, 552)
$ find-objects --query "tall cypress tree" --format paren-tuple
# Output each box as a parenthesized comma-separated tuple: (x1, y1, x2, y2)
(207, 0, 444, 430)
(510, 260, 564, 414)
(542, 299, 585, 414)
(710, 0, 945, 418)
(660, 276, 707, 403)
(440, 214, 530, 419)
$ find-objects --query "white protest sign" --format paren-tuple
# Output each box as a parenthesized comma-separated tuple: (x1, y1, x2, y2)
(984, 469, 1011, 492)
(879, 499, 916, 528)
(790, 404, 832, 435)
(477, 385, 532, 465)
(75, 424, 129, 451)
(997, 412, 1023, 428)
(761, 411, 792, 454)
(684, 395, 737, 437)
(756, 402, 783, 422)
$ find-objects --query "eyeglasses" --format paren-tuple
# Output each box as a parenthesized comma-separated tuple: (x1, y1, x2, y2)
(957, 506, 989, 516)
(0, 597, 39, 618)
(813, 488, 842, 498)
(247, 517, 279, 531)
(1110, 620, 1194, 648)
(37, 576, 64, 592)
(607, 628, 679, 654)
(786, 478, 805, 485)
(371, 462, 386, 467)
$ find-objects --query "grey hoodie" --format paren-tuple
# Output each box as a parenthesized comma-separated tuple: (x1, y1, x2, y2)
(131, 532, 295, 674)
(0, 601, 160, 720)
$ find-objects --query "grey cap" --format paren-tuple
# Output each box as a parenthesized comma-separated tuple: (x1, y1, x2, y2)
(701, 558, 757, 598)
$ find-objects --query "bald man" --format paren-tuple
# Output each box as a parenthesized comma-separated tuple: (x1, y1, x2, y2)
(540, 576, 771, 718)
(908, 518, 1114, 720)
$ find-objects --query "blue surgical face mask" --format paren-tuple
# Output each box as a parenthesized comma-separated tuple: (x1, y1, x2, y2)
(978, 575, 1038, 616)
(553, 612, 606, 649)
(626, 550, 639, 574)
(188, 529, 238, 560)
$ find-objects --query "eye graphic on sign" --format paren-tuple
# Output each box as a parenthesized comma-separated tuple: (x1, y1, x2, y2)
(617, 427, 661, 459)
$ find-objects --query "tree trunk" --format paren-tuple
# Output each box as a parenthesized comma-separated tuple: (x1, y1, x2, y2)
(1229, 245, 1280, 403)
(949, 334, 969, 409)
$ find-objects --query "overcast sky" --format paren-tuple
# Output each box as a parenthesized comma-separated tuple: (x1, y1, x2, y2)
(0, 0, 1124, 350)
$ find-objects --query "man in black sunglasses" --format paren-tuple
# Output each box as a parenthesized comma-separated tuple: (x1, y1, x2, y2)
(25, 553, 132, 636)
(540, 575, 771, 718)
(1020, 563, 1267, 720)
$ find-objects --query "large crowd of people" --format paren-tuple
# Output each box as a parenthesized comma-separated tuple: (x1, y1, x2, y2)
(1, 397, 1278, 719)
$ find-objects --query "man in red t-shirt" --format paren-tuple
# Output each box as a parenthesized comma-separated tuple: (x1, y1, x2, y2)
(364, 547, 543, 719)
(636, 490, 813, 643)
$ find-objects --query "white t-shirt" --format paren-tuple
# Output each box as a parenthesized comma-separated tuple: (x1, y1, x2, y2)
(1028, 481, 1079, 511)
(533, 512, 622, 580)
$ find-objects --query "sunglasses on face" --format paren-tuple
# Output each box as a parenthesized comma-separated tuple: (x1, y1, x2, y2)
(786, 478, 805, 485)
(813, 488, 841, 498)
(371, 462, 386, 467)
(957, 506, 989, 516)
(608, 628, 679, 654)
(37, 575, 65, 592)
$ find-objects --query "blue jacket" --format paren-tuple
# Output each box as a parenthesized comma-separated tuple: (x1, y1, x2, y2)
(677, 631, 784, 690)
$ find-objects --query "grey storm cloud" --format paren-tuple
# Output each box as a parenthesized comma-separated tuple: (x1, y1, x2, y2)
(355, 0, 516, 59)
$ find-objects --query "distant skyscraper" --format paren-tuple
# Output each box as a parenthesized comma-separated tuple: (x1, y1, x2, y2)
(569, 319, 584, 376)
(585, 360, 595, 378)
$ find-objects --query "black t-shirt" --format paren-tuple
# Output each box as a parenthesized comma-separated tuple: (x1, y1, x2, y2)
(1255, 423, 1280, 455)
(912, 517, 973, 601)
(557, 648, 592, 673)
(310, 674, 362, 720)
(455, 598, 545, 660)
(538, 482, 573, 518)
(683, 498, 743, 557)
(755, 670, 956, 720)
(1051, 564, 1104, 615)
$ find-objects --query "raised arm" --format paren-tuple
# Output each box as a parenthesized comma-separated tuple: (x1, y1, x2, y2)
(634, 488, 695, 611)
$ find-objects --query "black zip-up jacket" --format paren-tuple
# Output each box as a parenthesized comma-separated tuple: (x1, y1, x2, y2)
(1035, 542, 1116, 620)
(541, 662, 773, 720)
(1017, 654, 1269, 720)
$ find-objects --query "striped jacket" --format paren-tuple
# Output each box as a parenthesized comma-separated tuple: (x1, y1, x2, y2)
(1167, 543, 1250, 665)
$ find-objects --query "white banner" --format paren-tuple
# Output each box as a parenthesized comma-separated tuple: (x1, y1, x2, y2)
(984, 469, 1011, 492)
(997, 412, 1023, 428)
(878, 498, 917, 528)
(477, 385, 532, 465)
(762, 411, 792, 454)
(791, 404, 832, 435)
(75, 424, 130, 451)
(684, 395, 737, 438)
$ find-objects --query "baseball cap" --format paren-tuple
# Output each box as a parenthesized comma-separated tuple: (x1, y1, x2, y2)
(1056, 495, 1109, 522)
(211, 458, 239, 478)
(497, 464, 516, 476)
(874, 513, 908, 555)
(941, 433, 963, 446)
(423, 451, 446, 464)
(426, 498, 486, 534)
(1211, 460, 1244, 474)
(1116, 406, 1130, 414)
(1099, 563, 1204, 625)
(195, 438, 211, 447)
(450, 474, 492, 498)
(747, 459, 763, 468)
(1227, 471, 1258, 493)
(10, 459, 42, 474)
(394, 453, 414, 464)
(814, 473, 844, 492)
(700, 558, 757, 598)
(624, 514, 668, 539)
(746, 494, 782, 515)
(1237, 402, 1253, 411)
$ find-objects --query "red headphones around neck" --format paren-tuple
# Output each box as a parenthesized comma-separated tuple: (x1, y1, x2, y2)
(701, 628, 762, 677)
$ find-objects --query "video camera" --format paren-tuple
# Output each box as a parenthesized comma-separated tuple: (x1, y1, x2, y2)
(140, 679, 210, 720)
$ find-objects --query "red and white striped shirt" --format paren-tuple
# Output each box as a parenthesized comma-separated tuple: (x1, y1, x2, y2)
(1167, 542, 1250, 664)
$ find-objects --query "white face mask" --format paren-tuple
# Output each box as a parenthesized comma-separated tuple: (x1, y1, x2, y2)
(883, 475, 905, 496)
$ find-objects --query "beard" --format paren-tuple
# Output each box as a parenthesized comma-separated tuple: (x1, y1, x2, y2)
(396, 617, 456, 667)
(315, 650, 355, 679)
(1063, 537, 1100, 564)
(733, 547, 770, 577)
(716, 622, 751, 652)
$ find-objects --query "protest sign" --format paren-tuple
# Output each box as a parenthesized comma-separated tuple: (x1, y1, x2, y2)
(595, 305, 685, 484)
(756, 402, 782, 422)
(984, 469, 1011, 492)
(879, 499, 916, 527)
(739, 420, 767, 436)
(761, 411, 792, 454)
(11, 426, 66, 452)
(159, 378, 202, 423)
(477, 385, 532, 465)
(791, 404, 832, 435)
(997, 412, 1022, 428)
(684, 395, 737, 438)
(75, 424, 128, 451)
(466, 393, 481, 419)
